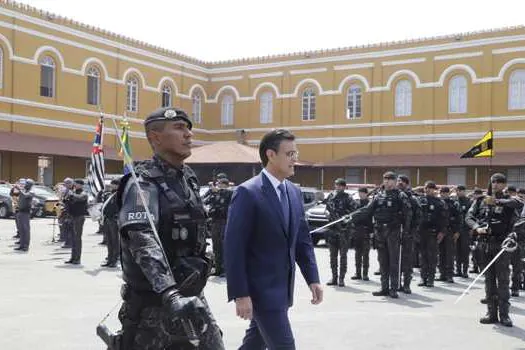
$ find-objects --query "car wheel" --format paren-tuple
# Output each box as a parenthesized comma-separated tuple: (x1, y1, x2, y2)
(35, 207, 45, 218)
(0, 204, 8, 219)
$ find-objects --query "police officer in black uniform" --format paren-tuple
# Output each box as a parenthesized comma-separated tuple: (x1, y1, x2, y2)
(465, 173, 521, 327)
(350, 171, 412, 298)
(469, 188, 485, 274)
(63, 179, 88, 265)
(455, 185, 472, 278)
(438, 186, 461, 283)
(204, 177, 233, 277)
(510, 188, 525, 295)
(349, 187, 373, 281)
(14, 179, 34, 252)
(116, 107, 224, 349)
(324, 178, 356, 287)
(396, 175, 421, 294)
(101, 178, 121, 268)
(417, 181, 448, 288)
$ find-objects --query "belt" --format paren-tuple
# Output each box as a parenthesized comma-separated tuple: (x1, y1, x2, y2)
(121, 284, 163, 307)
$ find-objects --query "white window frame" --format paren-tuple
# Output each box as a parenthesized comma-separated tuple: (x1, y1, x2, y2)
(448, 75, 468, 114)
(126, 77, 139, 112)
(259, 92, 273, 124)
(161, 84, 172, 108)
(346, 84, 362, 119)
(302, 88, 316, 121)
(86, 66, 100, 105)
(192, 91, 202, 124)
(508, 70, 525, 110)
(395, 80, 412, 117)
(221, 94, 234, 126)
(39, 56, 55, 98)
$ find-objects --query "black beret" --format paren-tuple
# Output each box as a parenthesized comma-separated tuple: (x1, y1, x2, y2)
(439, 186, 450, 193)
(335, 178, 346, 186)
(358, 187, 368, 194)
(216, 173, 228, 179)
(473, 188, 483, 194)
(218, 178, 230, 185)
(517, 188, 525, 195)
(397, 174, 410, 184)
(490, 173, 506, 183)
(456, 185, 466, 191)
(383, 171, 397, 180)
(74, 178, 85, 185)
(424, 181, 437, 189)
(144, 107, 192, 130)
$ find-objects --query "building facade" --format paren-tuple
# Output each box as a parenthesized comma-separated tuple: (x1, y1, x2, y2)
(0, 1, 524, 189)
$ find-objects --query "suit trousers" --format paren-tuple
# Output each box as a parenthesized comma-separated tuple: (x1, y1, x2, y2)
(70, 216, 85, 263)
(239, 308, 295, 350)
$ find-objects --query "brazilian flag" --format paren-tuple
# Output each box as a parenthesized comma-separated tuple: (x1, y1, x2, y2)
(119, 119, 133, 174)
(460, 131, 493, 158)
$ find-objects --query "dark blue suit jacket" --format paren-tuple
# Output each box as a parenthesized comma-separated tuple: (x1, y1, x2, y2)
(224, 172, 320, 311)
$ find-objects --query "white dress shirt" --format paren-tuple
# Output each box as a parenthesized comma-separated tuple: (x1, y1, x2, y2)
(262, 168, 285, 201)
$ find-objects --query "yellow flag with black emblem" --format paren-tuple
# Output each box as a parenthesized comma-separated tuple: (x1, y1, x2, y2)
(460, 131, 493, 158)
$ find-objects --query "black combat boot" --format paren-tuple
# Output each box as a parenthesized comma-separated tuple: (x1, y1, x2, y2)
(417, 279, 427, 287)
(362, 267, 369, 281)
(480, 298, 488, 304)
(338, 276, 345, 287)
(389, 289, 399, 299)
(372, 289, 389, 296)
(326, 272, 338, 286)
(350, 273, 361, 280)
(426, 276, 435, 288)
(403, 277, 412, 294)
(446, 276, 454, 283)
(511, 289, 519, 297)
(479, 300, 498, 324)
(351, 262, 362, 280)
(499, 303, 513, 327)
(461, 266, 469, 279)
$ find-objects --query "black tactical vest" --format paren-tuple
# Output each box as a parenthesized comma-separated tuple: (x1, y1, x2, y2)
(419, 195, 441, 229)
(373, 189, 402, 225)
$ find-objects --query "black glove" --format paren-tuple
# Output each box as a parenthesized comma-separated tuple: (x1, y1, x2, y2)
(161, 288, 205, 320)
(502, 232, 518, 252)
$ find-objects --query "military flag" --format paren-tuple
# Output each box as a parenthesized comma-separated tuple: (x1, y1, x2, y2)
(119, 118, 133, 175)
(460, 130, 493, 159)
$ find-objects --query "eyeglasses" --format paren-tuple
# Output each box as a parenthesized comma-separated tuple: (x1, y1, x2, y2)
(285, 150, 299, 161)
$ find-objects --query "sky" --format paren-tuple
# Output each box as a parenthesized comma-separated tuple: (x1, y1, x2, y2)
(17, 0, 525, 62)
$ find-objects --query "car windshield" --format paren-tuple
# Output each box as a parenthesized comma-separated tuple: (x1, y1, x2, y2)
(32, 186, 57, 197)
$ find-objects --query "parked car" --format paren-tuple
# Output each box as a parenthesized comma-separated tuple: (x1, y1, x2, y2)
(0, 186, 14, 218)
(305, 189, 359, 246)
(31, 185, 60, 217)
(299, 186, 325, 212)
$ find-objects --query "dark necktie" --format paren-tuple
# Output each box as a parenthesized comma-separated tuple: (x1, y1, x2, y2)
(278, 183, 290, 231)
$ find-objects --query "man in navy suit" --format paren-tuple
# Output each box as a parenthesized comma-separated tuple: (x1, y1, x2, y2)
(224, 129, 323, 349)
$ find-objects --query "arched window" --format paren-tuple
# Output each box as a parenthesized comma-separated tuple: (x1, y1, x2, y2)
(448, 75, 467, 113)
(260, 92, 273, 124)
(221, 94, 234, 126)
(39, 56, 55, 97)
(509, 69, 525, 110)
(302, 88, 316, 121)
(161, 84, 172, 108)
(86, 66, 100, 105)
(126, 77, 139, 112)
(191, 91, 202, 124)
(395, 80, 412, 117)
(346, 84, 362, 119)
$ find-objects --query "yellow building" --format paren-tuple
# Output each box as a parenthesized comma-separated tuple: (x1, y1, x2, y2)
(0, 1, 524, 189)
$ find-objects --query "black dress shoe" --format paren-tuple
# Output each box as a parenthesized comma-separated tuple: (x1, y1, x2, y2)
(14, 247, 28, 251)
(101, 262, 117, 268)
(64, 260, 80, 265)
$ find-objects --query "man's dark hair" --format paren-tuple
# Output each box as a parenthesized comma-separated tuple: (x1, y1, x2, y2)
(259, 129, 295, 167)
(506, 185, 517, 193)
(398, 174, 410, 185)
(145, 120, 169, 148)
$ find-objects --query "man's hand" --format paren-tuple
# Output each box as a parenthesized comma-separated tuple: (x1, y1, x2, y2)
(453, 232, 460, 242)
(235, 296, 253, 320)
(476, 226, 488, 235)
(309, 283, 323, 305)
(437, 232, 445, 244)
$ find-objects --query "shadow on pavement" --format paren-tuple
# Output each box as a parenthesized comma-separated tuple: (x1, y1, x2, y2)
(493, 324, 525, 343)
(331, 285, 369, 294)
(355, 297, 433, 309)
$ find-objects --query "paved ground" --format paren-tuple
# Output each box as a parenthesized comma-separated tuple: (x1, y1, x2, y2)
(0, 217, 524, 350)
